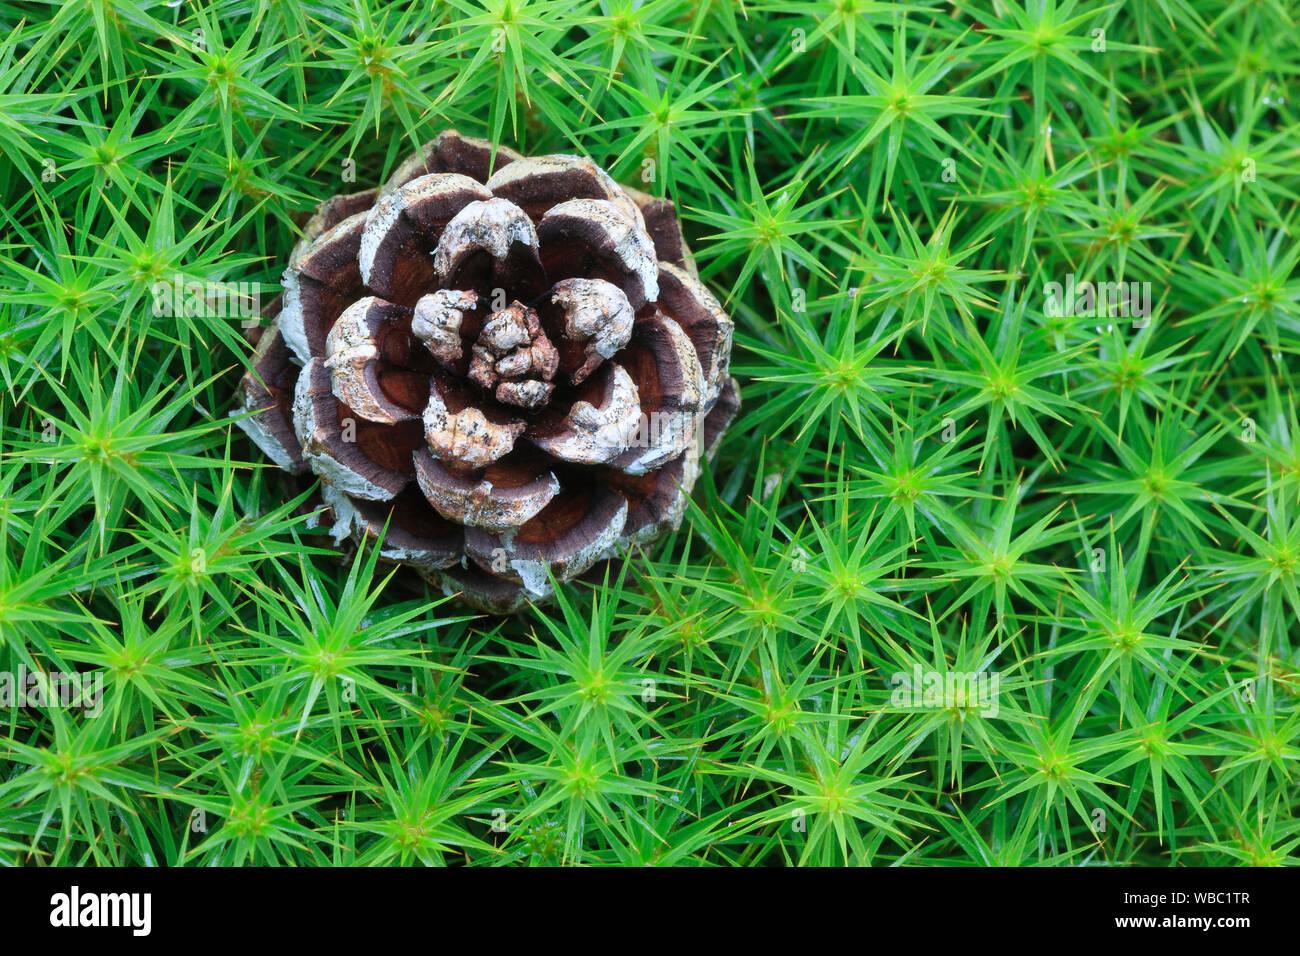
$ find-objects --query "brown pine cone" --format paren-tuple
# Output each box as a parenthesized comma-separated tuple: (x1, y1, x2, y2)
(234, 131, 740, 613)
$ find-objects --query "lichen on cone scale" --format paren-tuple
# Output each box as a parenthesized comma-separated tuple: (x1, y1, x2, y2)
(234, 131, 740, 613)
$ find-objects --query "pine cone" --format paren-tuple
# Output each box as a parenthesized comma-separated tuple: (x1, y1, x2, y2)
(234, 132, 740, 613)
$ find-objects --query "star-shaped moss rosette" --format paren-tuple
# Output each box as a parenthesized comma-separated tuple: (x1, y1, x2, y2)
(234, 132, 740, 613)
